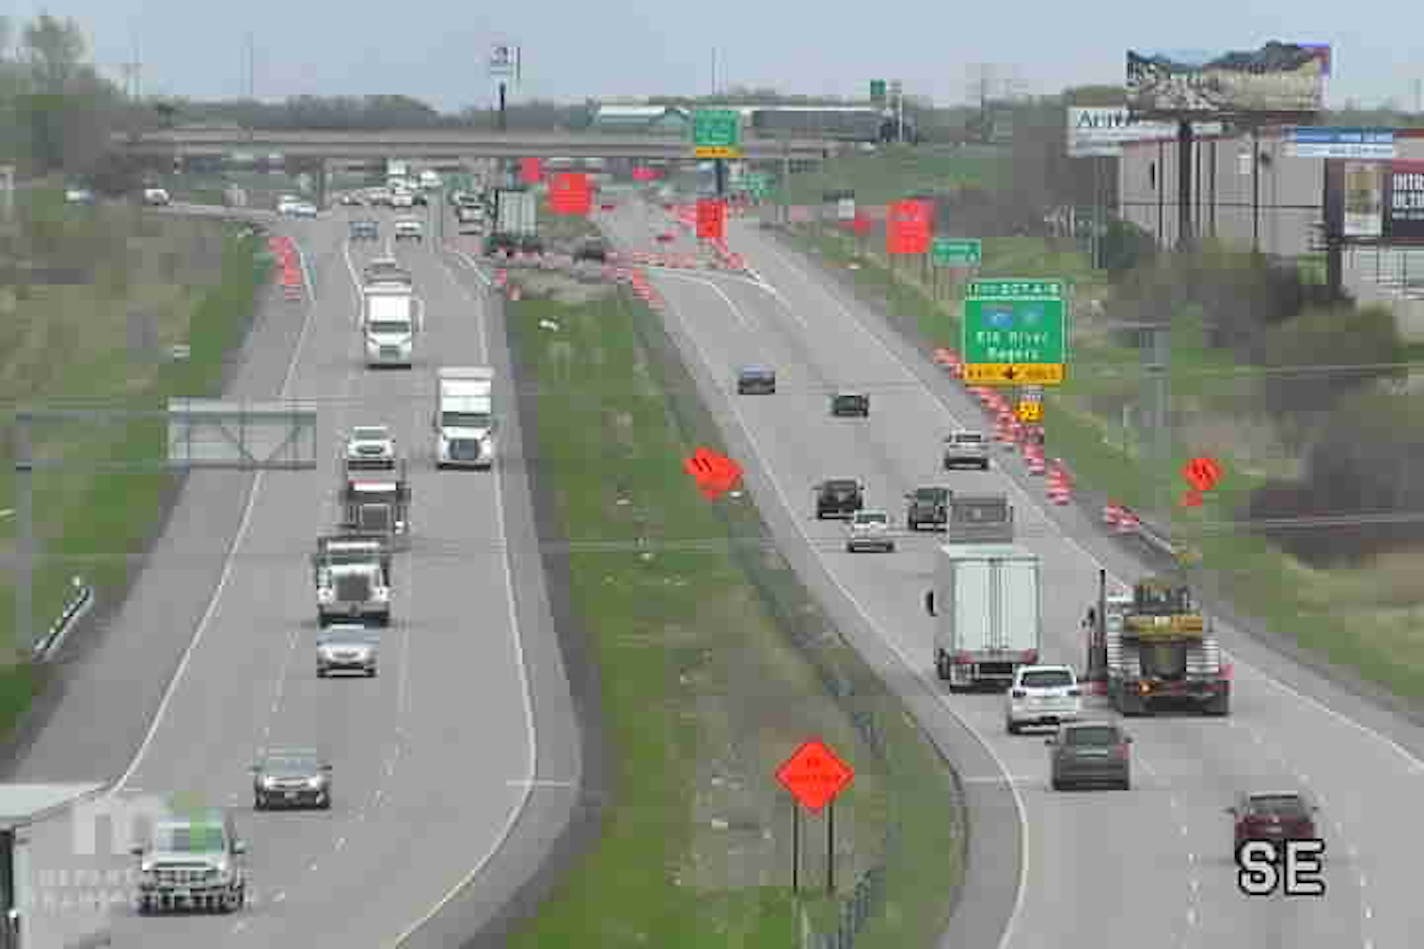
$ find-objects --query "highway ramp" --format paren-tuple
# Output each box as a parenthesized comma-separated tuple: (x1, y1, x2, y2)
(597, 198, 1422, 949)
(9, 207, 582, 948)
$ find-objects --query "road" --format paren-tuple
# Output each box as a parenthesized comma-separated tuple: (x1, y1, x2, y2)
(599, 195, 1424, 949)
(12, 204, 583, 948)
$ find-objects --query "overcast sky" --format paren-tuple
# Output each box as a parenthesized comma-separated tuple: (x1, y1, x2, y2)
(20, 0, 1424, 112)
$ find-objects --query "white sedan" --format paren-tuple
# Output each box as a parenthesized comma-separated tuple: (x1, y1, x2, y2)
(845, 510, 896, 553)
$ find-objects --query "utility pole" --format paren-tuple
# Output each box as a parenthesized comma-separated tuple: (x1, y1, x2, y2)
(244, 32, 255, 100)
(13, 413, 33, 657)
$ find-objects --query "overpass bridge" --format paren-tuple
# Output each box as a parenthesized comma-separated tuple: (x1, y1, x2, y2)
(110, 127, 840, 162)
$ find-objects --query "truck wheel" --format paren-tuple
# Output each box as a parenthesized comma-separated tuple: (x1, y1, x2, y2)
(1051, 777, 1064, 791)
(935, 651, 950, 681)
(1006, 719, 1020, 735)
(1205, 694, 1230, 716)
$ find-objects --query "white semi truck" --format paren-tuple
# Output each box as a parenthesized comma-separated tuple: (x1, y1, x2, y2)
(362, 284, 420, 368)
(434, 367, 496, 468)
(925, 543, 1042, 690)
(312, 534, 392, 627)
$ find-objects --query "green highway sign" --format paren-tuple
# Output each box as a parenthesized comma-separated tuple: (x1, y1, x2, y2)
(870, 79, 887, 103)
(693, 109, 743, 159)
(961, 278, 1068, 386)
(931, 238, 983, 267)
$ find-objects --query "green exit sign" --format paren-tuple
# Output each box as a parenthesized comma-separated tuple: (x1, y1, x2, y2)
(693, 109, 742, 158)
(870, 79, 887, 103)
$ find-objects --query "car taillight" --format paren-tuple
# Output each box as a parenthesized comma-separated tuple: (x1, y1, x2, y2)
(1220, 663, 1234, 680)
(1011, 689, 1026, 699)
(953, 652, 972, 664)
(1113, 743, 1129, 760)
(1020, 649, 1038, 663)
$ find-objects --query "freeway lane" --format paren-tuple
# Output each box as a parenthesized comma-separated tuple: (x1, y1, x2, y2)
(13, 206, 572, 948)
(598, 200, 1418, 948)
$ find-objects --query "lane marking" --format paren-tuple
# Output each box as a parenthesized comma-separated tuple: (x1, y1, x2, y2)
(115, 234, 320, 791)
(388, 234, 540, 948)
(752, 229, 1424, 779)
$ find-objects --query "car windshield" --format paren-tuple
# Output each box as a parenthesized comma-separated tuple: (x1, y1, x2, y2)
(368, 321, 410, 334)
(953, 433, 984, 444)
(1247, 795, 1308, 817)
(319, 629, 378, 646)
(914, 488, 945, 501)
(442, 411, 491, 428)
(262, 753, 318, 775)
(835, 394, 864, 405)
(1021, 669, 1075, 688)
(153, 822, 226, 853)
(856, 513, 888, 525)
(351, 427, 387, 441)
(824, 481, 858, 493)
(1064, 726, 1119, 746)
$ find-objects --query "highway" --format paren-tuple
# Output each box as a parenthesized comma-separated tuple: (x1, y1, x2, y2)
(598, 194, 1424, 948)
(11, 203, 582, 947)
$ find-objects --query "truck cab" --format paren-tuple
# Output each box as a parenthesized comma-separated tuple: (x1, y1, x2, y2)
(363, 285, 420, 368)
(132, 807, 247, 914)
(814, 478, 865, 520)
(435, 367, 496, 469)
(905, 486, 950, 531)
(312, 535, 392, 627)
(946, 494, 1013, 543)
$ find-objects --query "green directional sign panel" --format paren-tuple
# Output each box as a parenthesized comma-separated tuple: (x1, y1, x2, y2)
(961, 278, 1068, 385)
(693, 109, 743, 159)
(870, 79, 887, 103)
(931, 238, 983, 267)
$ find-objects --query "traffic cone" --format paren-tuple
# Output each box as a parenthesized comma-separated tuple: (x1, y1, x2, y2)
(1104, 501, 1123, 530)
(1025, 450, 1046, 475)
(1116, 507, 1141, 534)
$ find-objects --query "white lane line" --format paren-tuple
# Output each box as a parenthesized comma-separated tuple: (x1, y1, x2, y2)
(506, 778, 579, 789)
(632, 269, 1032, 949)
(752, 229, 1424, 780)
(114, 234, 321, 792)
(388, 238, 540, 948)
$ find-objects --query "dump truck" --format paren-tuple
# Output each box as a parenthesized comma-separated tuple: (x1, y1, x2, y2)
(925, 543, 1041, 690)
(337, 460, 410, 546)
(945, 494, 1013, 543)
(312, 534, 392, 627)
(434, 367, 496, 468)
(1084, 571, 1231, 716)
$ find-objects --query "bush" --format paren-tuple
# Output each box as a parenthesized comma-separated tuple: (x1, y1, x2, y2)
(1261, 304, 1406, 418)
(1100, 219, 1156, 275)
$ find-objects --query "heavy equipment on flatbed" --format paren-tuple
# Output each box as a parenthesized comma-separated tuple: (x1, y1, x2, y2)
(1084, 571, 1231, 716)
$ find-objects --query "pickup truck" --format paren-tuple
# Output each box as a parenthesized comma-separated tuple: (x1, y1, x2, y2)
(905, 486, 950, 531)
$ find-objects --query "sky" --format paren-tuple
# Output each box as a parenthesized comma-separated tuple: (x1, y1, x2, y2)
(19, 0, 1424, 113)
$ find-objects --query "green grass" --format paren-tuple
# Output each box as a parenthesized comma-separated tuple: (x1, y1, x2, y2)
(786, 219, 1424, 703)
(778, 147, 999, 205)
(503, 283, 960, 947)
(0, 220, 264, 724)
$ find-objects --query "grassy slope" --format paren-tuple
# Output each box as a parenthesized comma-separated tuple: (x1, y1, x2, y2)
(785, 188, 1424, 700)
(0, 197, 265, 733)
(503, 283, 959, 947)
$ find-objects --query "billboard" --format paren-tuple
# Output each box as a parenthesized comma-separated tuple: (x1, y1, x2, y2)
(695, 198, 726, 239)
(548, 173, 592, 215)
(489, 43, 520, 80)
(1126, 42, 1330, 117)
(1325, 160, 1424, 242)
(1066, 107, 1223, 157)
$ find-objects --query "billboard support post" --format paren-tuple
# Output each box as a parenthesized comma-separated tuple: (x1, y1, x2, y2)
(1323, 157, 1344, 299)
(1251, 128, 1261, 252)
(1177, 119, 1193, 251)
(497, 82, 507, 131)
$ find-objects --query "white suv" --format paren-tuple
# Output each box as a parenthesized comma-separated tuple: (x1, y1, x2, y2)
(1006, 664, 1081, 734)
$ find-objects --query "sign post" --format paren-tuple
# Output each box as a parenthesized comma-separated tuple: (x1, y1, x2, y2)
(961, 278, 1068, 385)
(776, 738, 854, 897)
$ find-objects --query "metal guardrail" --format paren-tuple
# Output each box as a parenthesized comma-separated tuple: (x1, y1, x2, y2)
(32, 579, 93, 661)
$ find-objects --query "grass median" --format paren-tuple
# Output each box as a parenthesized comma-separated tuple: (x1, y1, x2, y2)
(783, 220, 1424, 702)
(0, 200, 267, 735)
(503, 276, 961, 946)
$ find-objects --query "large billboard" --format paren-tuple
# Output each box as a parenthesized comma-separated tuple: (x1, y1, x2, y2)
(1126, 42, 1331, 117)
(1066, 107, 1223, 157)
(1326, 160, 1424, 242)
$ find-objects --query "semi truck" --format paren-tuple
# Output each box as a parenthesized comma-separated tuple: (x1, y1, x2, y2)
(925, 543, 1042, 690)
(434, 367, 496, 469)
(1084, 571, 1231, 716)
(362, 284, 420, 368)
(312, 533, 392, 627)
(337, 459, 410, 547)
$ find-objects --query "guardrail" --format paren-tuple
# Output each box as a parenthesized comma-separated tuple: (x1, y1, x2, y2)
(33, 578, 94, 661)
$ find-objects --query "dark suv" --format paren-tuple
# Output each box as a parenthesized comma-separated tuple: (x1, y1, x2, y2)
(814, 478, 865, 519)
(1047, 722, 1132, 791)
(737, 366, 776, 395)
(905, 486, 950, 531)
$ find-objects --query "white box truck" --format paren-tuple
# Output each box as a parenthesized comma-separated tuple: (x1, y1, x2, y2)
(435, 367, 496, 468)
(925, 543, 1041, 691)
(363, 285, 420, 368)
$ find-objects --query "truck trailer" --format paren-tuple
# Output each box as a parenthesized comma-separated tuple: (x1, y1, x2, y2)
(925, 543, 1042, 690)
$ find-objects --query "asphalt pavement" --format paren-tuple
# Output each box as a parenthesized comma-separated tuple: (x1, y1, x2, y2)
(11, 205, 582, 948)
(598, 197, 1424, 949)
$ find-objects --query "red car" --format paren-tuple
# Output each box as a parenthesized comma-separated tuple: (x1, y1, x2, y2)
(1227, 791, 1318, 852)
(655, 232, 675, 244)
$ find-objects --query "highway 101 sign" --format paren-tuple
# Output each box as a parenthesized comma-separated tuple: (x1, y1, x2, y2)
(961, 278, 1067, 385)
